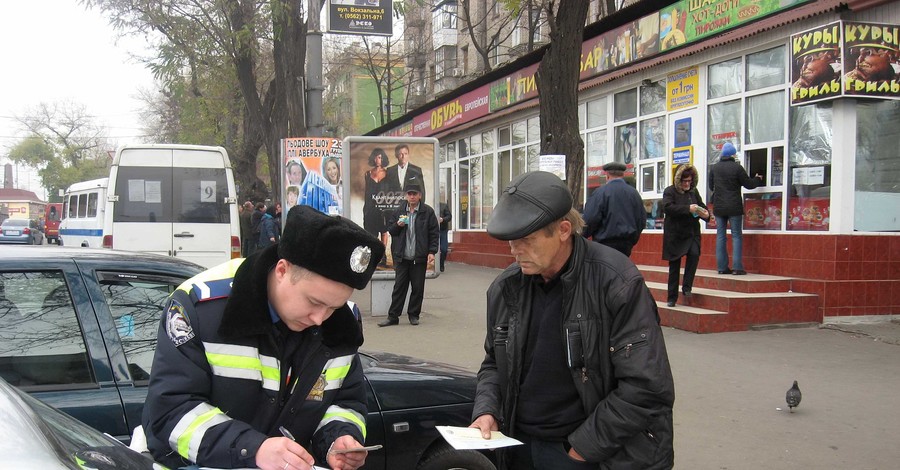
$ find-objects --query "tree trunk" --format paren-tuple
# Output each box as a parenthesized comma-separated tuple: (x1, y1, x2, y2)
(535, 1, 588, 207)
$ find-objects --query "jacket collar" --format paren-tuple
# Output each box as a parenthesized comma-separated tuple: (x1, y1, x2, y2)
(218, 244, 363, 348)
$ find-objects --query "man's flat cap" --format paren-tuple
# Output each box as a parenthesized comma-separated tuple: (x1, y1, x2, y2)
(603, 161, 627, 172)
(278, 205, 385, 289)
(405, 183, 422, 194)
(487, 171, 573, 241)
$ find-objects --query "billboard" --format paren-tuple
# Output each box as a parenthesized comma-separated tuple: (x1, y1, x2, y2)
(327, 0, 392, 36)
(280, 137, 344, 216)
(344, 136, 438, 276)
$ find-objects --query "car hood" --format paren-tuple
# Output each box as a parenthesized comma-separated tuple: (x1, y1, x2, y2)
(360, 350, 478, 412)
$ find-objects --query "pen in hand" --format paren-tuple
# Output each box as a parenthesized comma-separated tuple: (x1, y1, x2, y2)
(279, 426, 296, 441)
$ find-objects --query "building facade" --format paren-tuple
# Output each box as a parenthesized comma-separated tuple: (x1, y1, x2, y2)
(376, 0, 900, 322)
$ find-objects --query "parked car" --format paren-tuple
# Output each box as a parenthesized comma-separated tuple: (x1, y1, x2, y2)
(0, 375, 157, 469)
(0, 218, 44, 244)
(0, 246, 494, 470)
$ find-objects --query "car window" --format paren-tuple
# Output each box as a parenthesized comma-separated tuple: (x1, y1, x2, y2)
(0, 272, 94, 389)
(96, 272, 182, 382)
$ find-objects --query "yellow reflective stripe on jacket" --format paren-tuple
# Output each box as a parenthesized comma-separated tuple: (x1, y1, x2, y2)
(322, 355, 354, 391)
(204, 342, 281, 391)
(316, 405, 366, 438)
(169, 402, 231, 462)
(177, 258, 245, 295)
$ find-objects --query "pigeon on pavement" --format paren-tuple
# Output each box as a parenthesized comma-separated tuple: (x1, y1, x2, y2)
(786, 380, 802, 412)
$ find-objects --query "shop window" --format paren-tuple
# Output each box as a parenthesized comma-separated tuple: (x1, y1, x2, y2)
(614, 123, 637, 165)
(499, 150, 511, 191)
(578, 103, 587, 130)
(708, 57, 742, 99)
(855, 100, 900, 231)
(469, 157, 482, 229)
(482, 130, 494, 152)
(527, 117, 540, 142)
(483, 153, 495, 225)
(746, 91, 785, 144)
(640, 80, 666, 115)
(614, 89, 637, 121)
(458, 138, 469, 159)
(470, 133, 482, 155)
(585, 131, 608, 193)
(527, 144, 540, 172)
(459, 161, 469, 230)
(640, 116, 665, 160)
(512, 121, 526, 145)
(513, 147, 527, 176)
(644, 198, 664, 229)
(587, 97, 607, 128)
(788, 103, 832, 231)
(746, 46, 786, 91)
(707, 100, 741, 162)
(743, 193, 783, 231)
(498, 126, 511, 147)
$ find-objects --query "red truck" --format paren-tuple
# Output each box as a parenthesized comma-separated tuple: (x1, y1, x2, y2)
(44, 203, 63, 244)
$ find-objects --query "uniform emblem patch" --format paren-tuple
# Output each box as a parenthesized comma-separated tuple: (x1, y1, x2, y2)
(306, 373, 326, 401)
(349, 245, 372, 273)
(165, 299, 195, 347)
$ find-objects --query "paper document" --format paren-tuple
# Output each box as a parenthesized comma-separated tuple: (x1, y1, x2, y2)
(436, 426, 524, 450)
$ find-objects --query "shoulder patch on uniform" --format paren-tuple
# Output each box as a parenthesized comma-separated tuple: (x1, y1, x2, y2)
(165, 299, 195, 347)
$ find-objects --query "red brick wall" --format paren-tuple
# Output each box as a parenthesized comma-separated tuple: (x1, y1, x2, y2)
(449, 231, 900, 318)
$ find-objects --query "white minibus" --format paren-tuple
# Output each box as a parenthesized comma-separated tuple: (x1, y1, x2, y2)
(102, 144, 241, 268)
(59, 178, 109, 248)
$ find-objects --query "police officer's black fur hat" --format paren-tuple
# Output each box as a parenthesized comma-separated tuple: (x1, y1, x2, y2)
(278, 205, 385, 289)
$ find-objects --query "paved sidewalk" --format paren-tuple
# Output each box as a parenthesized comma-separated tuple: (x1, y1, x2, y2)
(352, 262, 900, 469)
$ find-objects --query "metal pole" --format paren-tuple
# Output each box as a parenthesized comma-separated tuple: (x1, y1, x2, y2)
(307, 0, 324, 137)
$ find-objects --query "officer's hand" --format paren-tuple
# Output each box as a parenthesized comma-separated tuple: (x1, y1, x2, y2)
(326, 435, 368, 470)
(469, 414, 499, 440)
(256, 436, 316, 470)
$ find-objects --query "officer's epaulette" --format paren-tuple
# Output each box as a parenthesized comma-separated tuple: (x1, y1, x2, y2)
(187, 278, 234, 303)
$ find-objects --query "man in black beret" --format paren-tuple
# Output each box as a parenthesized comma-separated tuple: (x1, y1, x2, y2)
(582, 161, 646, 257)
(470, 171, 674, 470)
(143, 205, 384, 470)
(379, 183, 439, 326)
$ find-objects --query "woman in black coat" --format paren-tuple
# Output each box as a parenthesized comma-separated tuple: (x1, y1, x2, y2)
(662, 164, 711, 306)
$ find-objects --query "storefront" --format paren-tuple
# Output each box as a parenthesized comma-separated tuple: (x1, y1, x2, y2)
(377, 0, 900, 319)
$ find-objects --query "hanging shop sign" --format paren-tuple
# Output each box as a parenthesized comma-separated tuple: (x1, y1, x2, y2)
(327, 0, 392, 37)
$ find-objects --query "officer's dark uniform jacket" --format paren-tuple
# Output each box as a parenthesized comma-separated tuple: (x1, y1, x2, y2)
(143, 245, 367, 469)
(473, 236, 675, 469)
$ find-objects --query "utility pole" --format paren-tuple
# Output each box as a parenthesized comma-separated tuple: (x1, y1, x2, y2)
(307, 0, 325, 137)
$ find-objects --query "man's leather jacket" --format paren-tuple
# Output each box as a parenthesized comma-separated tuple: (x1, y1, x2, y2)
(473, 236, 675, 469)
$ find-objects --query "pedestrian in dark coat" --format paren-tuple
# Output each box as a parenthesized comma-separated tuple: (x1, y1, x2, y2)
(662, 164, 710, 307)
(708, 142, 762, 274)
(438, 202, 452, 271)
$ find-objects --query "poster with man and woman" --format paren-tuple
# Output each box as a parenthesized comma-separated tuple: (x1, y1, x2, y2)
(344, 137, 438, 272)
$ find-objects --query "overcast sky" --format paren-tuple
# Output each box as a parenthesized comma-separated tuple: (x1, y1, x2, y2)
(0, 0, 155, 196)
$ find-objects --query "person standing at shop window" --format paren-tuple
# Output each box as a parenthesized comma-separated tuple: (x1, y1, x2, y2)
(709, 142, 763, 275)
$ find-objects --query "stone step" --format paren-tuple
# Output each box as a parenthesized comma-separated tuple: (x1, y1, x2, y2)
(646, 281, 820, 332)
(655, 301, 730, 334)
(638, 265, 794, 293)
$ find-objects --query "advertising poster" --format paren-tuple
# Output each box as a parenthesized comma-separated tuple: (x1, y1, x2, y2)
(327, 0, 392, 37)
(842, 21, 900, 100)
(667, 67, 699, 111)
(790, 22, 843, 105)
(281, 137, 344, 216)
(344, 137, 438, 274)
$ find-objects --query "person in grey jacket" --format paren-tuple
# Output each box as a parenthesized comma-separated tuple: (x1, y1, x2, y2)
(470, 171, 675, 470)
(708, 142, 762, 275)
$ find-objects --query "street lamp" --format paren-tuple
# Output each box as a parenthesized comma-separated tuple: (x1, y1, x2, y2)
(369, 111, 378, 127)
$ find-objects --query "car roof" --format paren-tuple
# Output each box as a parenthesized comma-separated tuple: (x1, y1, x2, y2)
(1, 219, 29, 225)
(0, 245, 205, 271)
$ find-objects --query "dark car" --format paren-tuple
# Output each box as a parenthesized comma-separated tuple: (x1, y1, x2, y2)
(0, 246, 494, 470)
(0, 218, 44, 245)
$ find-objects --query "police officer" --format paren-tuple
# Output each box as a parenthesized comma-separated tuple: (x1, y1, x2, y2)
(143, 205, 385, 470)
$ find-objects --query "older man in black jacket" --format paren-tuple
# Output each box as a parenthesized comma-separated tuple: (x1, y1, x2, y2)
(470, 171, 675, 470)
(709, 142, 762, 275)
